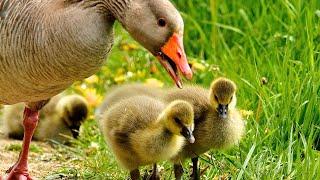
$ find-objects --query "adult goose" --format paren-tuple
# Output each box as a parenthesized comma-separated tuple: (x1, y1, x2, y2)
(0, 0, 192, 179)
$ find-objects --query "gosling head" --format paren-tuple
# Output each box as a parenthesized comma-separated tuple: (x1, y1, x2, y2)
(57, 95, 89, 138)
(160, 100, 195, 143)
(119, 0, 192, 87)
(209, 78, 237, 119)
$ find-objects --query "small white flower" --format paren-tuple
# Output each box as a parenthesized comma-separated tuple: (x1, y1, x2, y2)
(90, 142, 100, 149)
(80, 84, 87, 89)
(126, 71, 134, 78)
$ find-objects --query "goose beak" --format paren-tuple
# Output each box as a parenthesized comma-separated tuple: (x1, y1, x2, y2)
(156, 33, 193, 88)
(217, 104, 228, 119)
(181, 126, 195, 144)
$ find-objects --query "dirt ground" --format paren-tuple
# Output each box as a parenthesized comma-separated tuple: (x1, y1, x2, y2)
(0, 137, 67, 179)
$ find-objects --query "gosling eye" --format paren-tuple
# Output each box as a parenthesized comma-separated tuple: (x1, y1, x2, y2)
(157, 18, 167, 27)
(230, 96, 233, 103)
(214, 95, 219, 102)
(174, 118, 182, 125)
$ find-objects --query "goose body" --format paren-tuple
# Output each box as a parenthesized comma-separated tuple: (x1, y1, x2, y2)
(0, 0, 113, 104)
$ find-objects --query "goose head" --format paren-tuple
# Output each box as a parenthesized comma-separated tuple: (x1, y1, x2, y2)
(113, 0, 192, 87)
(209, 78, 237, 119)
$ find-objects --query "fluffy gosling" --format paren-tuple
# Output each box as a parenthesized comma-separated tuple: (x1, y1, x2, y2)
(96, 84, 163, 119)
(99, 96, 195, 180)
(1, 94, 88, 143)
(167, 78, 245, 180)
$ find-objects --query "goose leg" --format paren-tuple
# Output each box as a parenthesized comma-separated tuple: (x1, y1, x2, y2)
(6, 103, 44, 180)
(149, 164, 160, 180)
(190, 157, 200, 180)
(130, 169, 140, 180)
(173, 163, 184, 180)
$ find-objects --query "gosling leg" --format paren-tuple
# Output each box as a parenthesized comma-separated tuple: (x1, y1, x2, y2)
(130, 169, 140, 180)
(149, 164, 160, 180)
(190, 157, 200, 180)
(174, 163, 184, 180)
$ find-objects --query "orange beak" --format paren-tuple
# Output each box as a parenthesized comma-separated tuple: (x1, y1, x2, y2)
(156, 33, 193, 88)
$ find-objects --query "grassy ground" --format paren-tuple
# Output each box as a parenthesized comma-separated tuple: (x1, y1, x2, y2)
(10, 0, 320, 179)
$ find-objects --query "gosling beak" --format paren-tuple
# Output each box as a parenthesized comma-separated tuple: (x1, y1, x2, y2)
(181, 126, 195, 144)
(70, 125, 80, 138)
(156, 33, 193, 88)
(217, 104, 228, 119)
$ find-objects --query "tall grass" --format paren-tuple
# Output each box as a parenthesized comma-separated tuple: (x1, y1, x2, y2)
(51, 0, 320, 179)
(174, 0, 320, 179)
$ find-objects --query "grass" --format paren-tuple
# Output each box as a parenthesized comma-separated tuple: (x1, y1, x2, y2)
(5, 143, 43, 153)
(49, 0, 320, 179)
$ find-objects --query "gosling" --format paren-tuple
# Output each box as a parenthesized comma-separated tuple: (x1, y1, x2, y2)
(97, 79, 245, 179)
(99, 95, 195, 180)
(165, 78, 245, 180)
(1, 94, 89, 143)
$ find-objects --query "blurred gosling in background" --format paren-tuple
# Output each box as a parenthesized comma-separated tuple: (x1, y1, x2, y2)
(1, 94, 89, 144)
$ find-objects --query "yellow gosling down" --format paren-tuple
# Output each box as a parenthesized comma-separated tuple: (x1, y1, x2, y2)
(99, 96, 195, 180)
(96, 84, 163, 118)
(1, 94, 88, 143)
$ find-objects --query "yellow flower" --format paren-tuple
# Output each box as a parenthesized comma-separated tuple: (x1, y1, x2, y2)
(145, 78, 164, 87)
(189, 59, 207, 72)
(240, 109, 254, 119)
(116, 68, 126, 76)
(150, 63, 159, 74)
(136, 70, 146, 79)
(114, 75, 126, 84)
(209, 65, 220, 72)
(120, 42, 140, 51)
(73, 83, 86, 92)
(82, 88, 103, 108)
(191, 62, 206, 71)
(85, 75, 99, 84)
(101, 66, 112, 75)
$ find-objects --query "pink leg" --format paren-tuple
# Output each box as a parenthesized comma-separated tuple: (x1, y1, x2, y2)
(6, 108, 39, 180)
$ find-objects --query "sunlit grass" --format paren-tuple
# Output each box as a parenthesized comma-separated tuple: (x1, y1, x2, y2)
(51, 0, 320, 179)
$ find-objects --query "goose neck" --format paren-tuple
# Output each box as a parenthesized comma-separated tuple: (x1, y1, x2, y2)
(104, 0, 132, 20)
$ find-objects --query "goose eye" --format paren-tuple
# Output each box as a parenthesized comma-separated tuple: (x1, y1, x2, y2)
(174, 118, 182, 125)
(157, 18, 167, 27)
